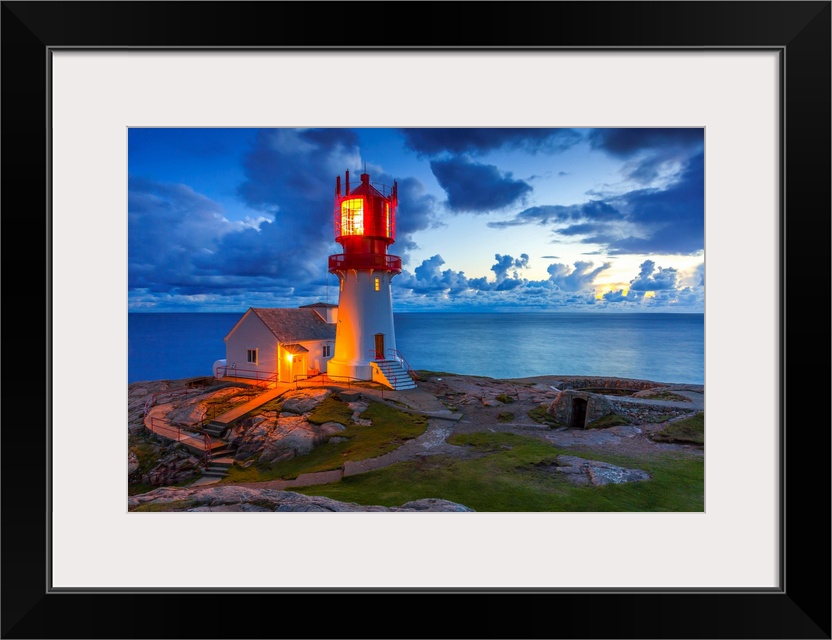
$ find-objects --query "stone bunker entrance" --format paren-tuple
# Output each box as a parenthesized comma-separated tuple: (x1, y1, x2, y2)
(570, 397, 588, 429)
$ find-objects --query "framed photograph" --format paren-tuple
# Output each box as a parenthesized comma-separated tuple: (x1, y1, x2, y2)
(3, 2, 829, 638)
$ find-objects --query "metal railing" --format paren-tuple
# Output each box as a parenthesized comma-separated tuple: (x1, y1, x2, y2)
(216, 365, 278, 386)
(292, 372, 387, 397)
(144, 414, 214, 462)
(368, 351, 397, 390)
(328, 253, 402, 272)
(388, 349, 418, 381)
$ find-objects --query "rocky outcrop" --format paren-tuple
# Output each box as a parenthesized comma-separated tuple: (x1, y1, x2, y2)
(229, 389, 346, 463)
(280, 388, 331, 415)
(128, 485, 474, 512)
(534, 455, 651, 487)
(139, 445, 203, 486)
(128, 450, 140, 479)
(165, 386, 258, 426)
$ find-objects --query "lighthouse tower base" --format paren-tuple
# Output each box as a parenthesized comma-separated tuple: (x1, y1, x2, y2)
(327, 269, 415, 389)
(327, 360, 373, 383)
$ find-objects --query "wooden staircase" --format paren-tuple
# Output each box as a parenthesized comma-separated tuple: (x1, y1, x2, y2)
(200, 442, 237, 480)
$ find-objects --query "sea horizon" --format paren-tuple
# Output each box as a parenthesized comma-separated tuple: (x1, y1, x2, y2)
(129, 311, 704, 386)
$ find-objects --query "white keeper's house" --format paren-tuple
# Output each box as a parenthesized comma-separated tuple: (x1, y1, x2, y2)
(213, 303, 337, 384)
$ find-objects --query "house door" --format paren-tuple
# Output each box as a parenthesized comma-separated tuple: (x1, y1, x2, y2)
(374, 333, 385, 360)
(292, 354, 305, 381)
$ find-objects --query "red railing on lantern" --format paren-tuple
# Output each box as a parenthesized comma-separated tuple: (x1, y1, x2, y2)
(328, 253, 402, 272)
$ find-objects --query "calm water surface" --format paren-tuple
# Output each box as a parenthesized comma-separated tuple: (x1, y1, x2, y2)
(128, 312, 704, 385)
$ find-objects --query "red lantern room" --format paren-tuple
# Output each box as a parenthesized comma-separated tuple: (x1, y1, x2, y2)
(328, 171, 402, 273)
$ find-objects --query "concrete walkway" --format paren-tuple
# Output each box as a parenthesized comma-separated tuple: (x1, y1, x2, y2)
(354, 386, 464, 421)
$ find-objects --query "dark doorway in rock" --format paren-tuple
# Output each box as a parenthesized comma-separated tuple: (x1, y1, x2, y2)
(570, 397, 588, 429)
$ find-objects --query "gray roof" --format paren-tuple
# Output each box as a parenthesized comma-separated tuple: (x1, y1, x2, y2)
(250, 308, 336, 343)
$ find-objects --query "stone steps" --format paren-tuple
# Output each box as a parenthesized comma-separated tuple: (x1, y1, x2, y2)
(201, 449, 237, 479)
(373, 359, 417, 390)
(202, 421, 227, 437)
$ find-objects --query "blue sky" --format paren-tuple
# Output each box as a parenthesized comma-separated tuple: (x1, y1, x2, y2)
(128, 127, 704, 313)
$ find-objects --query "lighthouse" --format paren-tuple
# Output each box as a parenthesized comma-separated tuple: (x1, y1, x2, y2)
(326, 170, 416, 390)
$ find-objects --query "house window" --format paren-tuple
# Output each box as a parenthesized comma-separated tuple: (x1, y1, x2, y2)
(323, 345, 332, 358)
(374, 277, 380, 292)
(246, 349, 258, 364)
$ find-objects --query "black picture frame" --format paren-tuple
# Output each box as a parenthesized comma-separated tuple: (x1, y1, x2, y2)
(2, 2, 829, 638)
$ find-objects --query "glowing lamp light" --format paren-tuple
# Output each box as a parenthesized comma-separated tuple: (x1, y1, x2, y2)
(340, 198, 364, 236)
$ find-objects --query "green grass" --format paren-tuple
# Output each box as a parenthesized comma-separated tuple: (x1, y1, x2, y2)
(306, 396, 355, 425)
(297, 431, 704, 512)
(497, 411, 515, 423)
(131, 498, 197, 512)
(128, 482, 157, 496)
(640, 390, 692, 402)
(587, 413, 631, 429)
(495, 393, 515, 404)
(528, 404, 563, 427)
(651, 412, 704, 445)
(222, 398, 428, 483)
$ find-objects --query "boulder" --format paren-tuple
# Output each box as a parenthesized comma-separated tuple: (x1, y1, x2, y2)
(258, 415, 317, 464)
(554, 455, 650, 486)
(128, 450, 139, 476)
(281, 388, 332, 415)
(129, 485, 475, 512)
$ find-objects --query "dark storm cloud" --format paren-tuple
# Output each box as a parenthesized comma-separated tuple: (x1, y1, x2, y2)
(605, 152, 704, 255)
(193, 128, 366, 284)
(130, 128, 446, 304)
(375, 174, 439, 264)
(589, 127, 704, 184)
(486, 152, 703, 256)
(588, 128, 704, 157)
(431, 157, 533, 213)
(487, 200, 623, 229)
(128, 176, 253, 292)
(400, 128, 583, 157)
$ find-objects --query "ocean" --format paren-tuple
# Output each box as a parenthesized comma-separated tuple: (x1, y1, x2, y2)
(128, 312, 704, 385)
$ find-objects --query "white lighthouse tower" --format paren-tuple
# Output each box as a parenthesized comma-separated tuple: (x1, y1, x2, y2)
(326, 170, 416, 390)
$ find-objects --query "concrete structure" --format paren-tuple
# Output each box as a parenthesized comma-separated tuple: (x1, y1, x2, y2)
(218, 306, 336, 384)
(326, 170, 415, 390)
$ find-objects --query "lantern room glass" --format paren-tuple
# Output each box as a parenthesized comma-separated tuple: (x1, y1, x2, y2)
(340, 198, 364, 236)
